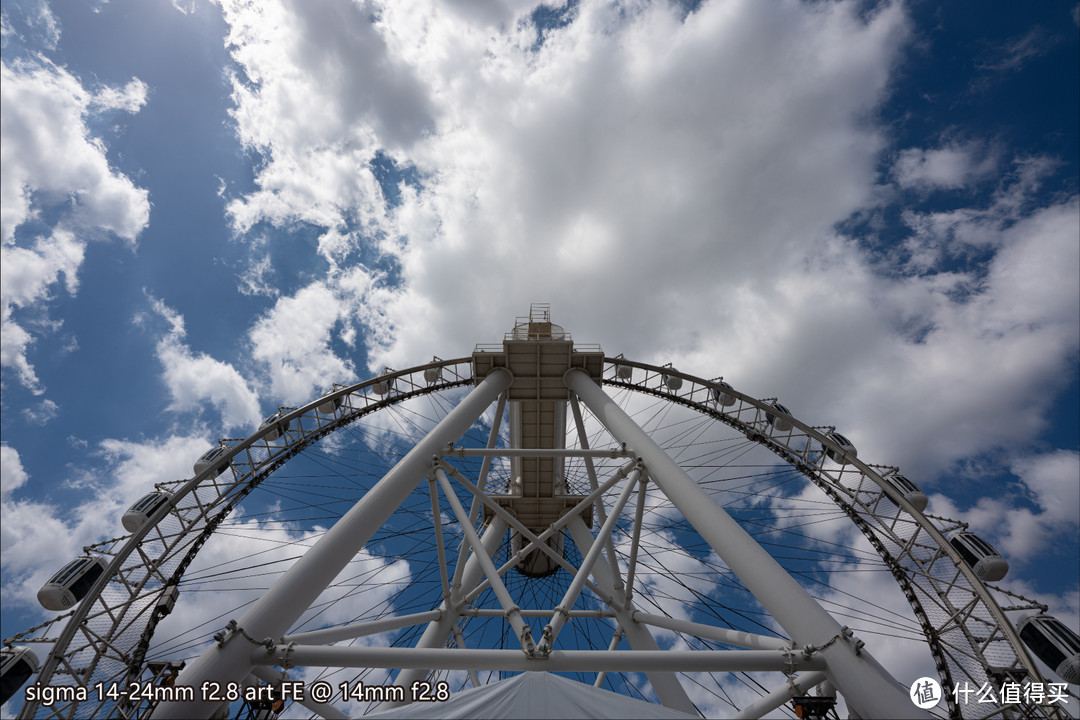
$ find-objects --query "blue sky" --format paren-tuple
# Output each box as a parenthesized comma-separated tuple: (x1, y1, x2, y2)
(1, 0, 1078, 715)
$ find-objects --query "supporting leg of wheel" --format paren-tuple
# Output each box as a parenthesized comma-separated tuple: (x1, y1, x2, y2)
(150, 369, 513, 719)
(565, 368, 929, 719)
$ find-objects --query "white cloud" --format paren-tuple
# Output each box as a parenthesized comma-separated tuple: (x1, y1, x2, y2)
(1, 58, 149, 391)
(926, 451, 1077, 564)
(237, 252, 279, 297)
(893, 141, 998, 191)
(21, 398, 59, 425)
(0, 229, 85, 392)
(0, 59, 149, 243)
(97, 434, 219, 506)
(247, 280, 357, 404)
(0, 0, 61, 50)
(661, 190, 1078, 490)
(217, 0, 434, 253)
(1011, 450, 1080, 531)
(0, 444, 30, 501)
(143, 297, 263, 432)
(90, 76, 149, 114)
(363, 0, 909, 370)
(210, 0, 1080, 498)
(214, 0, 909, 372)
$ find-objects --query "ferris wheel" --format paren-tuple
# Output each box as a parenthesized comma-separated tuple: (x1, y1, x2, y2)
(4, 306, 1078, 720)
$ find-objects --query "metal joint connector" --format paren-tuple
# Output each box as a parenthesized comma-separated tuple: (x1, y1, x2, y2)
(783, 648, 798, 676)
(214, 619, 239, 647)
(281, 641, 296, 670)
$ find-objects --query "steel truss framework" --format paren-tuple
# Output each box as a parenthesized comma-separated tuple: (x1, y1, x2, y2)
(6, 355, 1074, 719)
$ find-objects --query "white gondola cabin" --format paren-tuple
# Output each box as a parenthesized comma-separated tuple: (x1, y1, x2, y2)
(1017, 614, 1080, 684)
(823, 431, 857, 464)
(37, 555, 108, 611)
(613, 354, 633, 380)
(765, 402, 793, 432)
(317, 392, 343, 415)
(661, 364, 683, 391)
(258, 410, 291, 442)
(424, 357, 443, 384)
(194, 446, 230, 478)
(947, 530, 1009, 582)
(880, 472, 928, 512)
(122, 491, 172, 532)
(1, 646, 39, 705)
(711, 381, 736, 407)
(372, 368, 396, 396)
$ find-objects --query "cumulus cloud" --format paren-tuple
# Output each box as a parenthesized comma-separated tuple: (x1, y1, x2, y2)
(210, 0, 1080, 501)
(140, 296, 263, 432)
(0, 59, 149, 243)
(0, 433, 210, 604)
(247, 279, 361, 404)
(1012, 450, 1080, 529)
(0, 229, 85, 392)
(923, 450, 1078, 566)
(364, 0, 909, 369)
(893, 141, 998, 191)
(0, 444, 30, 501)
(218, 0, 433, 253)
(1, 58, 149, 391)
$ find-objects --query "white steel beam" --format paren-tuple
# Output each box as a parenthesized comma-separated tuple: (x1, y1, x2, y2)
(428, 475, 452, 600)
(623, 469, 648, 606)
(443, 447, 632, 458)
(593, 627, 624, 689)
(150, 369, 513, 719)
(570, 395, 626, 595)
(631, 612, 792, 652)
(566, 516, 697, 714)
(564, 368, 930, 720)
(434, 466, 537, 654)
(462, 608, 615, 618)
(730, 672, 829, 720)
(382, 516, 508, 708)
(251, 646, 826, 673)
(282, 610, 443, 645)
(449, 460, 637, 606)
(538, 468, 641, 653)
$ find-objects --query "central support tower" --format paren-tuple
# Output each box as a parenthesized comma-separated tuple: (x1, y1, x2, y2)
(472, 304, 604, 575)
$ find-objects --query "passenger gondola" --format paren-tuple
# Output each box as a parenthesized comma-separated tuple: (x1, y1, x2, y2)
(947, 530, 1009, 582)
(880, 472, 928, 512)
(258, 410, 291, 442)
(194, 446, 230, 478)
(823, 431, 857, 464)
(37, 555, 109, 611)
(1, 646, 39, 705)
(122, 491, 172, 532)
(765, 401, 793, 432)
(1017, 614, 1080, 684)
(711, 381, 736, 407)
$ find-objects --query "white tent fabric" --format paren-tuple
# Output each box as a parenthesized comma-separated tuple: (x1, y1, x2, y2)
(363, 671, 699, 719)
